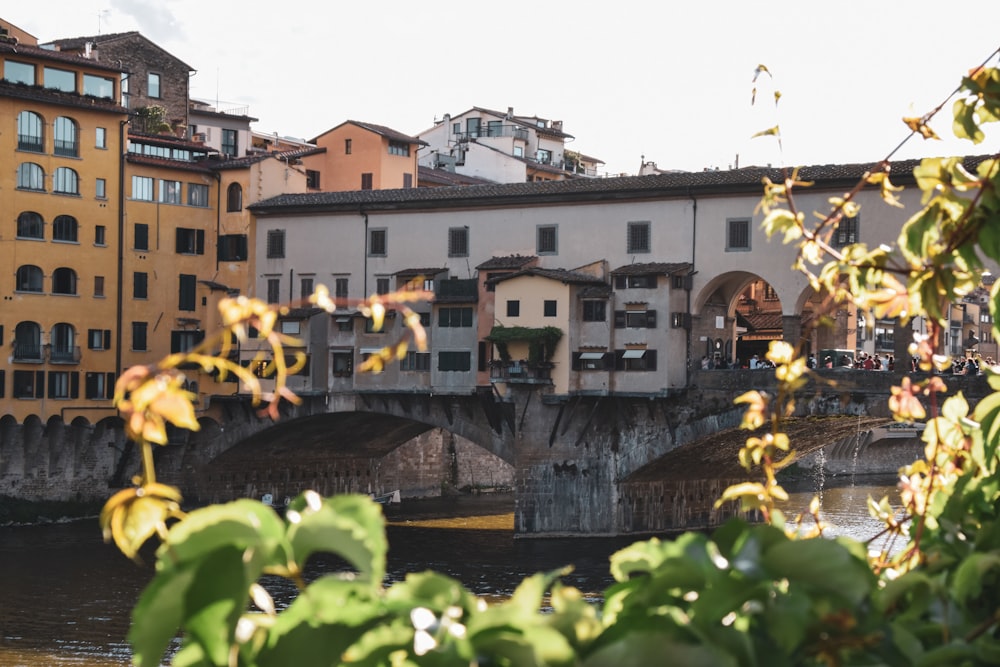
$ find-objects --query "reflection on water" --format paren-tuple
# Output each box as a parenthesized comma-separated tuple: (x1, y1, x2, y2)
(0, 480, 902, 666)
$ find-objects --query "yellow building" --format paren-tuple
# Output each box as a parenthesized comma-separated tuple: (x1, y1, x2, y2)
(1, 26, 127, 422)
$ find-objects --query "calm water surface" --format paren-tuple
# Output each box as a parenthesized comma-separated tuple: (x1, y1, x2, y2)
(0, 479, 900, 666)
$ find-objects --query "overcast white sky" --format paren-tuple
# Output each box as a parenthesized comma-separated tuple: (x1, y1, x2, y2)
(10, 1, 1000, 176)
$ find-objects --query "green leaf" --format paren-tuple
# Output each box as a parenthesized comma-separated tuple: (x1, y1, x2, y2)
(763, 588, 812, 653)
(761, 536, 875, 605)
(129, 559, 197, 667)
(184, 546, 251, 666)
(952, 552, 1000, 604)
(285, 493, 387, 586)
(582, 633, 739, 667)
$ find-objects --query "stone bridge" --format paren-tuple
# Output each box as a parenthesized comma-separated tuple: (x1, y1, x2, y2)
(1, 369, 990, 536)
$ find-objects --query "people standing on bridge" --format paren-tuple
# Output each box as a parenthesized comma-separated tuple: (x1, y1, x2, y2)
(807, 353, 816, 369)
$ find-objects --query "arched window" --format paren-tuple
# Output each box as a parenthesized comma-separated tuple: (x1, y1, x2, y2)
(16, 162, 45, 191)
(51, 267, 77, 295)
(16, 265, 43, 292)
(53, 167, 79, 195)
(227, 182, 243, 212)
(16, 110, 44, 152)
(53, 116, 79, 156)
(16, 211, 44, 239)
(53, 215, 78, 242)
(50, 323, 77, 362)
(14, 321, 42, 361)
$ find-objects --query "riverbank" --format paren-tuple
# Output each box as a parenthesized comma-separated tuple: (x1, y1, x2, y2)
(0, 495, 102, 526)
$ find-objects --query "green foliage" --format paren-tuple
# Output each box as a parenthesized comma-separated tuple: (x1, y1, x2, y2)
(487, 325, 563, 365)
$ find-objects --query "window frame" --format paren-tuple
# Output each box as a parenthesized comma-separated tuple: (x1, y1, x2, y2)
(53, 167, 80, 195)
(544, 300, 557, 317)
(158, 179, 182, 204)
(133, 271, 148, 299)
(188, 183, 209, 207)
(178, 274, 197, 311)
(582, 300, 606, 322)
(266, 229, 286, 258)
(537, 224, 558, 255)
(368, 228, 387, 257)
(17, 162, 45, 191)
(148, 72, 161, 98)
(226, 183, 243, 211)
(134, 223, 149, 251)
(448, 227, 469, 257)
(52, 215, 78, 242)
(627, 221, 651, 254)
(726, 217, 751, 251)
(16, 211, 44, 239)
(132, 175, 154, 201)
(506, 300, 520, 317)
(53, 116, 79, 157)
(16, 265, 44, 293)
(17, 110, 44, 152)
(132, 322, 148, 351)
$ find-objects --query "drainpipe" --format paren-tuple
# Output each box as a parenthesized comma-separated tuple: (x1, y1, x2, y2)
(213, 171, 222, 272)
(361, 210, 369, 297)
(115, 119, 128, 379)
(686, 191, 698, 387)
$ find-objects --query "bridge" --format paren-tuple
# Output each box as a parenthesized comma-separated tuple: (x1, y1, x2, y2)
(0, 369, 989, 536)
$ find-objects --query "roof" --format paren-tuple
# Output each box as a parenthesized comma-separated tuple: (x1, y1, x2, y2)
(490, 267, 608, 286)
(612, 262, 692, 276)
(130, 131, 217, 152)
(476, 255, 537, 270)
(743, 312, 784, 332)
(0, 40, 124, 72)
(276, 146, 325, 160)
(311, 120, 428, 146)
(418, 165, 496, 187)
(0, 78, 127, 115)
(44, 31, 195, 71)
(394, 267, 448, 277)
(125, 153, 215, 173)
(251, 156, 972, 215)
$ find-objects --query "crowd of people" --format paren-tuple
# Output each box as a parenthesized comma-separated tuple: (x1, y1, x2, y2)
(699, 351, 994, 374)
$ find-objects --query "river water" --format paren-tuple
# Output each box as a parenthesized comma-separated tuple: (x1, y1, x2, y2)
(0, 478, 900, 666)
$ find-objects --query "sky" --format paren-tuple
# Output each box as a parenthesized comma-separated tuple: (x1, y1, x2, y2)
(9, 1, 1000, 176)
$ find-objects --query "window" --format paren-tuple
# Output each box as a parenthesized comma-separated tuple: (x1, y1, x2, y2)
(267, 230, 286, 258)
(448, 227, 469, 257)
(466, 118, 481, 137)
(41, 274, 75, 307)
(148, 72, 161, 98)
(44, 66, 75, 92)
(53, 167, 79, 194)
(54, 117, 78, 157)
(361, 173, 373, 190)
(188, 183, 209, 207)
(95, 127, 107, 148)
(49, 323, 76, 362)
(16, 265, 43, 292)
(133, 272, 148, 299)
(132, 176, 154, 200)
(513, 145, 523, 157)
(364, 317, 386, 334)
(221, 128, 237, 156)
(376, 277, 390, 295)
(218, 234, 248, 261)
(438, 351, 472, 372)
(159, 179, 182, 204)
(96, 178, 106, 199)
(179, 274, 197, 311)
(506, 300, 520, 317)
(267, 278, 281, 304)
(53, 215, 78, 242)
(16, 211, 44, 239)
(84, 75, 114, 99)
(17, 163, 45, 190)
(13, 370, 43, 398)
(627, 221, 651, 254)
(583, 300, 606, 322)
(727, 218, 751, 251)
(537, 225, 558, 254)
(335, 277, 349, 299)
(86, 372, 115, 399)
(452, 122, 460, 135)
(306, 169, 320, 188)
(345, 138, 352, 154)
(94, 276, 105, 297)
(536, 148, 552, 164)
(835, 215, 859, 247)
(403, 173, 413, 189)
(438, 307, 473, 327)
(88, 329, 111, 350)
(17, 111, 44, 152)
(615, 309, 658, 329)
(226, 183, 242, 211)
(300, 277, 314, 299)
(176, 228, 205, 255)
(388, 140, 410, 156)
(614, 274, 655, 289)
(134, 223, 149, 250)
(369, 228, 387, 256)
(401, 351, 430, 371)
(132, 322, 148, 351)
(14, 322, 42, 361)
(4, 60, 35, 85)
(544, 300, 557, 317)
(573, 352, 610, 371)
(617, 349, 658, 371)
(170, 330, 205, 354)
(487, 120, 503, 137)
(332, 351, 353, 377)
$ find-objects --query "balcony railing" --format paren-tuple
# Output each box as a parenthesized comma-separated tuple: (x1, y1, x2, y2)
(489, 361, 553, 383)
(49, 345, 82, 363)
(435, 278, 478, 302)
(454, 125, 529, 142)
(12, 343, 43, 362)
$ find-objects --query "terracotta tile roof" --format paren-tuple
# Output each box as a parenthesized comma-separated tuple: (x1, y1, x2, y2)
(744, 312, 784, 332)
(276, 146, 325, 160)
(475, 255, 537, 270)
(125, 154, 215, 173)
(578, 285, 613, 298)
(44, 31, 194, 71)
(490, 267, 608, 286)
(0, 41, 123, 71)
(418, 166, 496, 187)
(130, 132, 217, 152)
(394, 267, 448, 277)
(252, 156, 986, 214)
(312, 120, 427, 146)
(612, 262, 692, 275)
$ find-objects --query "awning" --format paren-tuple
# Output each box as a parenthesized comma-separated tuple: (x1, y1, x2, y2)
(622, 349, 646, 359)
(579, 352, 606, 360)
(359, 347, 384, 354)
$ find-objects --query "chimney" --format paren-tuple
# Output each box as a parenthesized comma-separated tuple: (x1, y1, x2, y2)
(506, 106, 513, 119)
(84, 41, 93, 58)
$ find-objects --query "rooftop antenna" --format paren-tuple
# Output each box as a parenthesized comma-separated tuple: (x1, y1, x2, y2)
(97, 9, 110, 35)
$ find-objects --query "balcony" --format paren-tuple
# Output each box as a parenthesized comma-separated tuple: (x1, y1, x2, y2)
(12, 343, 43, 362)
(49, 345, 82, 364)
(454, 125, 529, 142)
(489, 360, 553, 384)
(435, 278, 478, 302)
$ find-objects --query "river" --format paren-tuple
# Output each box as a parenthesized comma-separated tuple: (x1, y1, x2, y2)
(0, 477, 900, 666)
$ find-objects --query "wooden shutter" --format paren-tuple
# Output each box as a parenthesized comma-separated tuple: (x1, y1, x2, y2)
(70, 372, 79, 399)
(35, 370, 45, 398)
(645, 349, 658, 371)
(614, 311, 626, 328)
(196, 229, 205, 255)
(646, 310, 657, 328)
(103, 330, 111, 349)
(614, 275, 627, 289)
(614, 350, 625, 371)
(106, 373, 116, 399)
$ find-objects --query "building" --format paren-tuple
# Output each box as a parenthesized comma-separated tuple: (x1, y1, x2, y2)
(301, 120, 425, 192)
(188, 99, 257, 158)
(417, 106, 604, 183)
